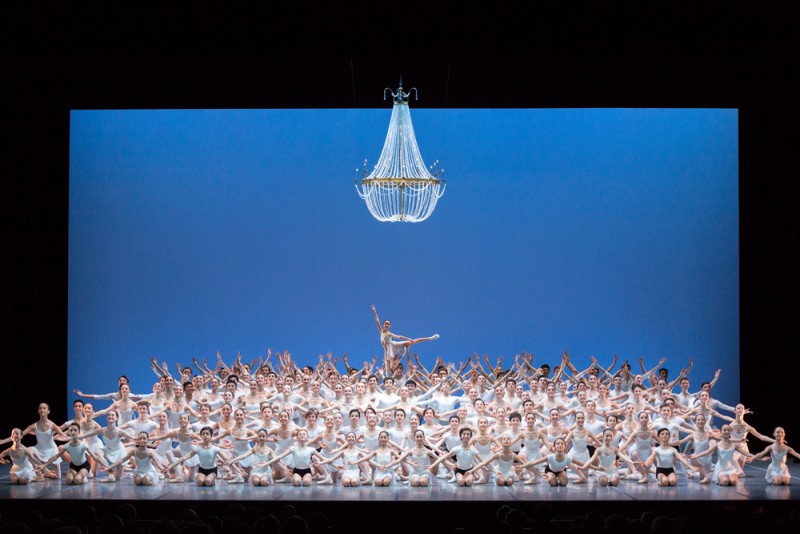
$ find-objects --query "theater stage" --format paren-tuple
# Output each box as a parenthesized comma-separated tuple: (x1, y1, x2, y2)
(2, 462, 799, 503)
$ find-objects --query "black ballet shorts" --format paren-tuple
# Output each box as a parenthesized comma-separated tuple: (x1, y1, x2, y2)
(656, 467, 674, 476)
(293, 467, 312, 477)
(545, 466, 565, 475)
(198, 466, 218, 476)
(454, 467, 469, 475)
(69, 461, 91, 473)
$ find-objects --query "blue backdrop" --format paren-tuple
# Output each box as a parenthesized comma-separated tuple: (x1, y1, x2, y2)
(68, 108, 739, 405)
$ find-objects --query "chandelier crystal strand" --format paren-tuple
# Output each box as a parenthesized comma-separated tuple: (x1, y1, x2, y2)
(355, 79, 446, 222)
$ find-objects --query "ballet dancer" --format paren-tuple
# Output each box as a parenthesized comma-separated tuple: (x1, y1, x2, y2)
(224, 428, 278, 486)
(517, 437, 588, 486)
(750, 427, 800, 485)
(641, 427, 699, 486)
(372, 305, 439, 372)
(37, 423, 107, 485)
(0, 428, 41, 485)
(22, 403, 68, 480)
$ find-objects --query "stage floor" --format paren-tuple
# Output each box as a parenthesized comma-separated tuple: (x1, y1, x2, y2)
(2, 462, 799, 503)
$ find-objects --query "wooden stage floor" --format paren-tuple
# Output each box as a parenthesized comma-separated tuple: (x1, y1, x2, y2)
(2, 462, 799, 503)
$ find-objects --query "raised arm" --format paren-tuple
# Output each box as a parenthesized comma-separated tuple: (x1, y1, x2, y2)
(371, 305, 383, 334)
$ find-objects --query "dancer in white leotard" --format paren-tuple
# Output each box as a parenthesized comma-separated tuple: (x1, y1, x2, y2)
(310, 414, 342, 485)
(268, 410, 298, 479)
(470, 417, 495, 484)
(467, 434, 525, 486)
(224, 428, 277, 486)
(94, 384, 137, 425)
(318, 432, 368, 487)
(750, 427, 800, 485)
(355, 430, 399, 486)
(22, 403, 67, 480)
(372, 305, 439, 372)
(389, 429, 440, 487)
(103, 431, 165, 486)
(157, 413, 201, 482)
(691, 424, 754, 486)
(581, 428, 637, 487)
(728, 404, 774, 477)
(264, 429, 326, 486)
(565, 412, 596, 465)
(0, 429, 41, 484)
(215, 408, 256, 483)
(671, 413, 713, 484)
(77, 410, 134, 483)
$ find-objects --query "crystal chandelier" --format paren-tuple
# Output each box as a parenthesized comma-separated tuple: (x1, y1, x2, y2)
(355, 79, 446, 223)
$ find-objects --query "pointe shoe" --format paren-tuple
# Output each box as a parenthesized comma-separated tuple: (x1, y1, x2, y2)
(227, 474, 245, 484)
(99, 474, 116, 483)
(432, 334, 440, 340)
(318, 476, 333, 485)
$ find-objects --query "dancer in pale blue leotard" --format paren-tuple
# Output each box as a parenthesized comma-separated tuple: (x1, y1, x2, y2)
(518, 437, 588, 486)
(751, 427, 800, 485)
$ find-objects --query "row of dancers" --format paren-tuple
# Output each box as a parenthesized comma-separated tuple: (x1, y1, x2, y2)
(2, 314, 798, 488)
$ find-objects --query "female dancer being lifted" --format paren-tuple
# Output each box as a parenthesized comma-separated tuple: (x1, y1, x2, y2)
(372, 305, 439, 372)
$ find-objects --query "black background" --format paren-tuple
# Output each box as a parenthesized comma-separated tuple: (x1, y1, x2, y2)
(2, 2, 797, 444)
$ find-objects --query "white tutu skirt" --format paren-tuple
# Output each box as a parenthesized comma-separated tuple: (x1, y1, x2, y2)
(766, 463, 790, 483)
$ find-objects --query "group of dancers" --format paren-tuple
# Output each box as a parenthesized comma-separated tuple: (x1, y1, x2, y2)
(2, 307, 798, 490)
